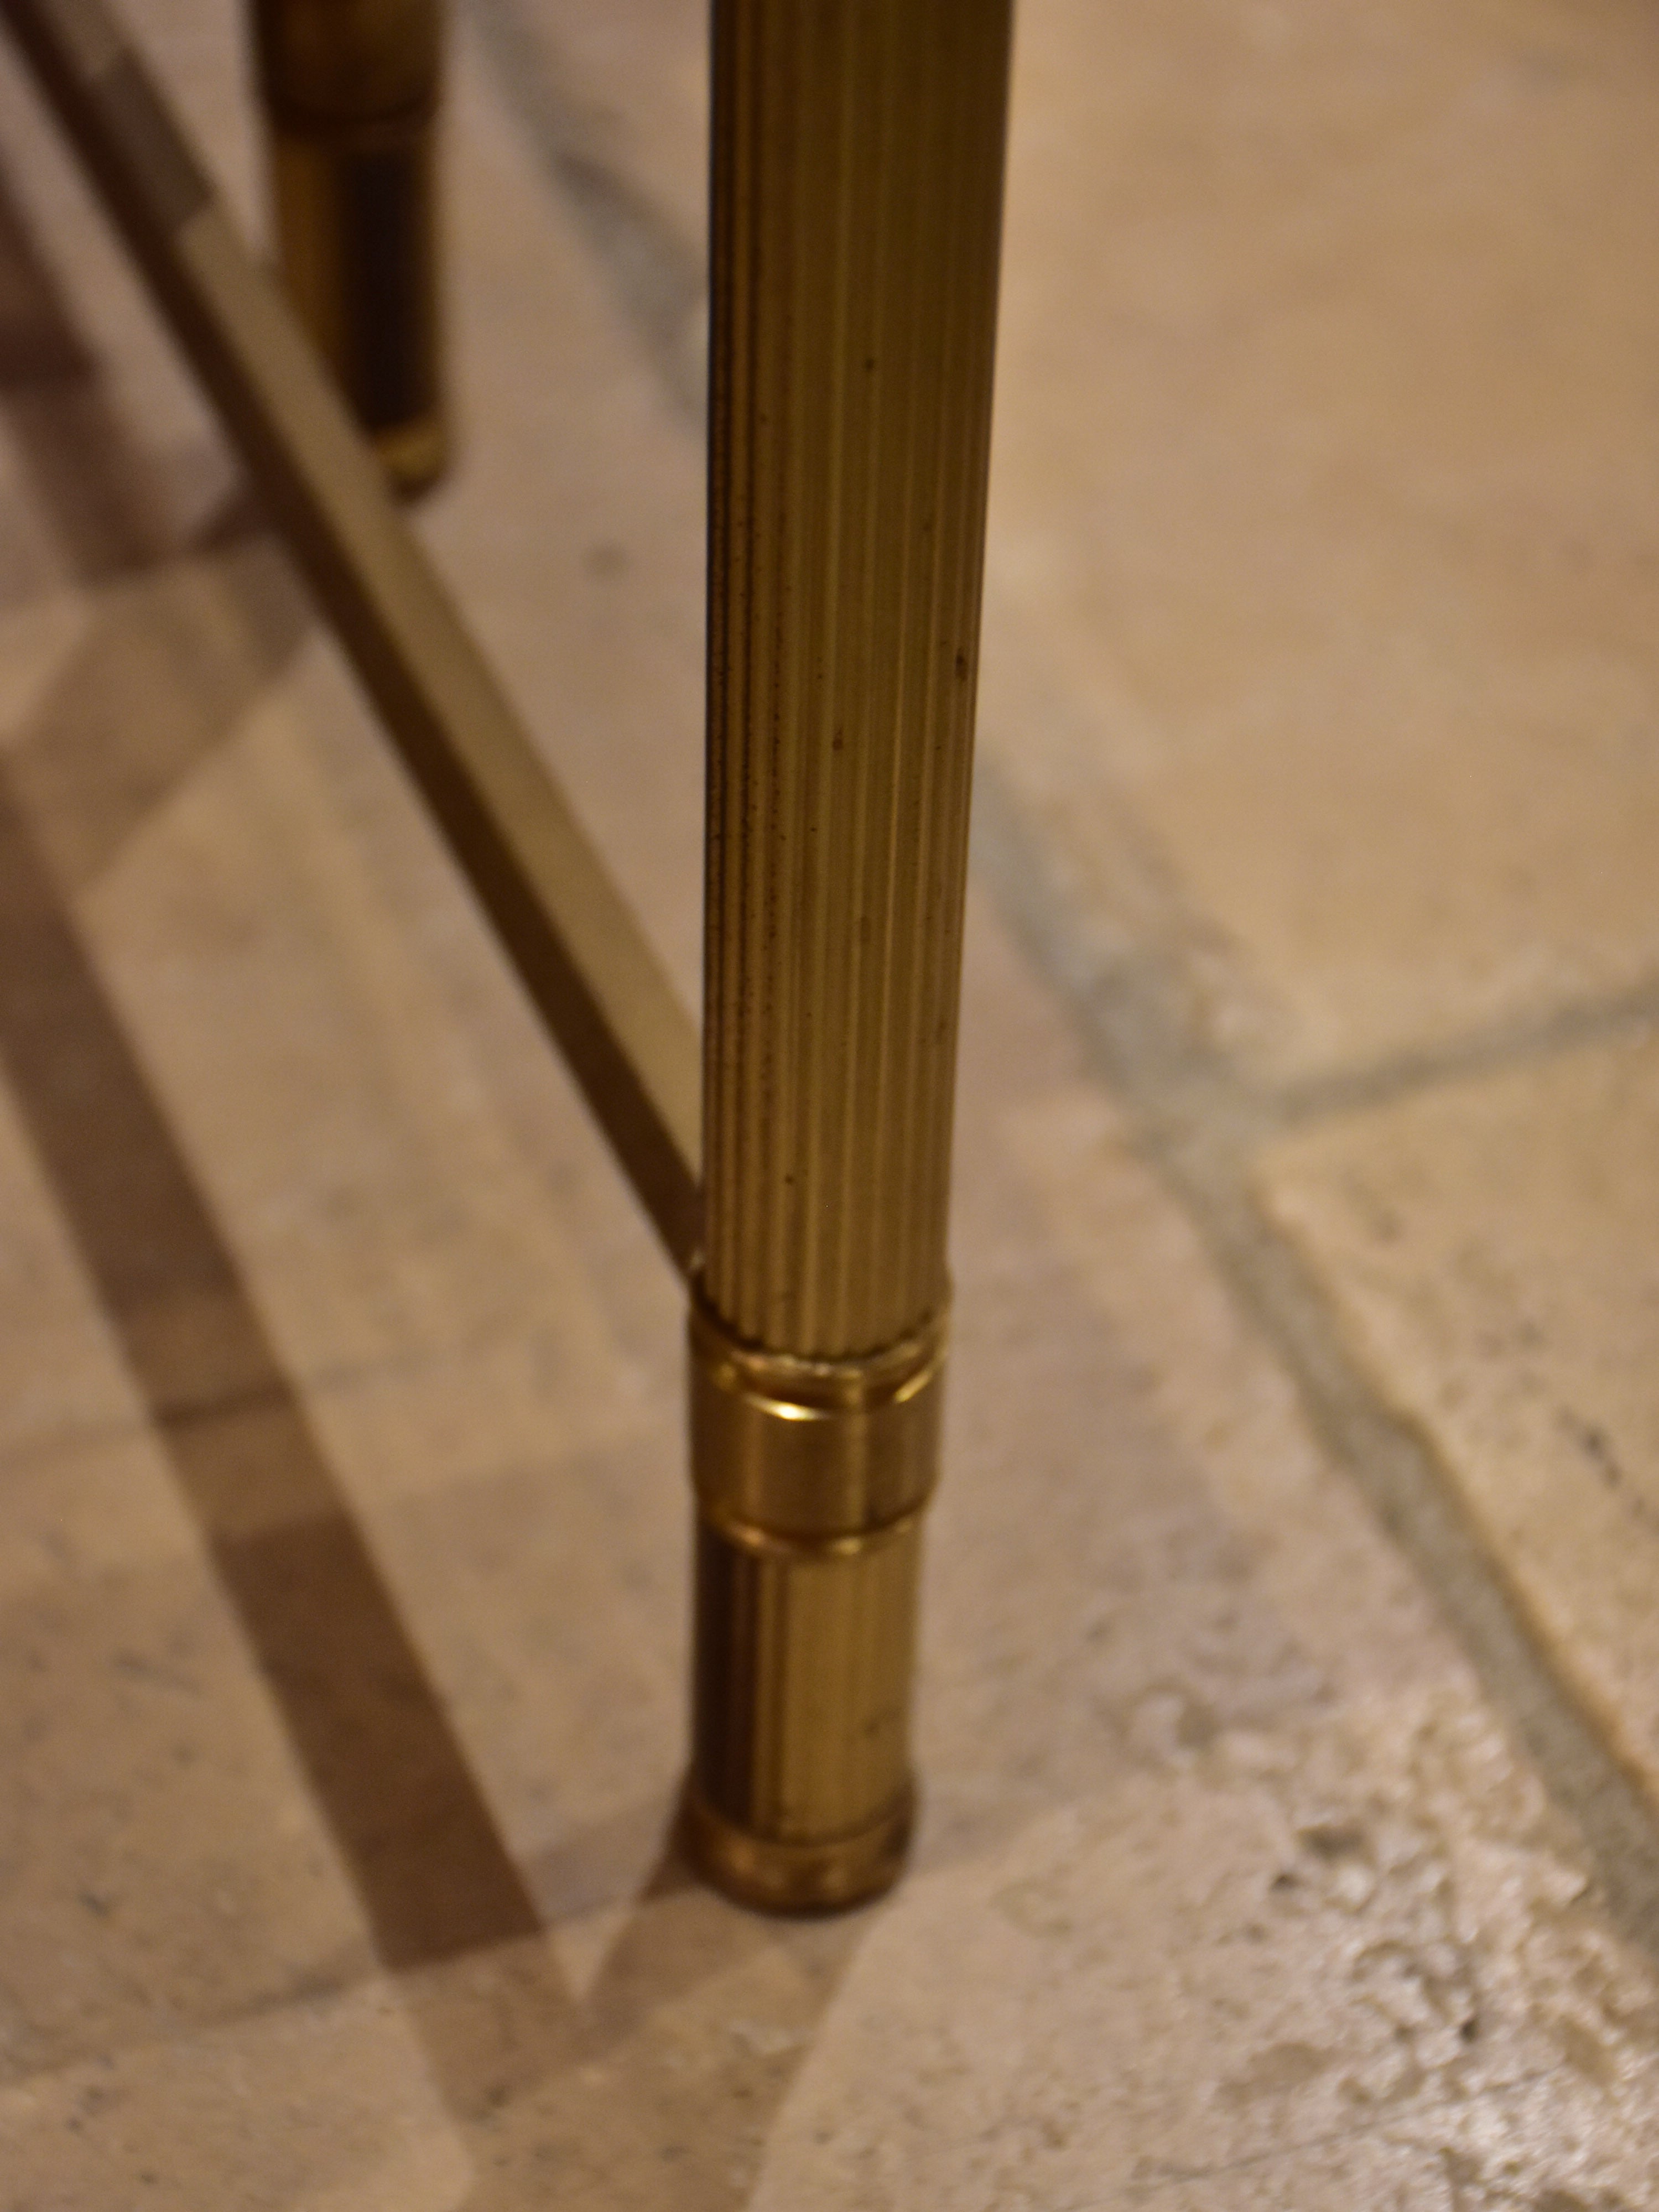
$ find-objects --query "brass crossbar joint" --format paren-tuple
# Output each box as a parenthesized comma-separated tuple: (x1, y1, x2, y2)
(683, 1299, 948, 1911)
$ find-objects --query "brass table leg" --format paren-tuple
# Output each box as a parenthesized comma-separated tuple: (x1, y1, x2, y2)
(251, 0, 447, 493)
(687, 0, 1013, 1911)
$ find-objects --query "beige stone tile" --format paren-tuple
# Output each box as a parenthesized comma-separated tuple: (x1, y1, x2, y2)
(0, 594, 88, 735)
(119, 0, 264, 237)
(373, 1903, 866, 2211)
(916, 895, 1434, 1875)
(1257, 1029, 1659, 1814)
(4, 544, 307, 894)
(752, 1688, 1659, 2211)
(0, 1429, 196, 1604)
(0, 1544, 373, 2081)
(0, 1071, 144, 1465)
(5, 5, 1658, 2205)
(0, 45, 230, 551)
(0, 1980, 466, 2212)
(985, 0, 1659, 1085)
(479, 0, 710, 258)
(997, 1076, 1435, 1709)
(77, 673, 643, 1446)
(2, 0, 704, 1420)
(420, 20, 707, 1004)
(2, 0, 706, 1016)
(349, 1424, 688, 1894)
(0, 412, 78, 623)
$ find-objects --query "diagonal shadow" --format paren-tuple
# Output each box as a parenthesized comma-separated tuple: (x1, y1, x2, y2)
(0, 762, 544, 1969)
(0, 134, 872, 2205)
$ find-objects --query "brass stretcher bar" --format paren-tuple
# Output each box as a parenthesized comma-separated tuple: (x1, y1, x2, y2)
(2, 0, 700, 1276)
(4, 0, 1012, 1911)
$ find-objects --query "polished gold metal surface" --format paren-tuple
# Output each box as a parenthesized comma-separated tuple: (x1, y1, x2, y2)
(253, 0, 445, 493)
(690, 1298, 945, 1540)
(14, 0, 1013, 1922)
(684, 1299, 944, 1909)
(690, 0, 1013, 1909)
(4, 0, 700, 1268)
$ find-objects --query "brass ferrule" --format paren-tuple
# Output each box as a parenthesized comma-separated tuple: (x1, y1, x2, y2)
(684, 1298, 948, 1911)
(254, 0, 446, 493)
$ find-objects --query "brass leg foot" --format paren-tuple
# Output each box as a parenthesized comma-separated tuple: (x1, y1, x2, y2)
(682, 1300, 944, 1912)
(681, 1774, 914, 1916)
(254, 0, 447, 493)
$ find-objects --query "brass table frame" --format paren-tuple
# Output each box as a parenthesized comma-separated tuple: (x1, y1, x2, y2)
(2, 0, 1011, 1912)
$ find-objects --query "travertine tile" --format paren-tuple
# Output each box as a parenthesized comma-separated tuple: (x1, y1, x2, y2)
(0, 1981, 466, 2212)
(0, 43, 230, 553)
(986, 0, 1659, 1086)
(420, 20, 707, 1004)
(0, 1429, 195, 1604)
(353, 1427, 688, 1893)
(472, 0, 710, 269)
(996, 1077, 1434, 1709)
(1258, 1029, 1659, 1814)
(3, 1, 1658, 2204)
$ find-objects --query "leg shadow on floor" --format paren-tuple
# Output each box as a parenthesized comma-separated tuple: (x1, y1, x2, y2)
(0, 150, 866, 2206)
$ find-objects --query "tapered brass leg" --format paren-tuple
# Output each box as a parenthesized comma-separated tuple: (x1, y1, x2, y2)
(252, 0, 446, 493)
(688, 0, 1014, 1912)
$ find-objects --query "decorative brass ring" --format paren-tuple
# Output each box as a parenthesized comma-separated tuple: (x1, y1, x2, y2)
(688, 1290, 949, 1542)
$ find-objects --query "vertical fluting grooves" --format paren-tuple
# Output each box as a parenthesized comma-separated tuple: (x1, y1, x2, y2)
(694, 1520, 921, 1839)
(704, 0, 1013, 1357)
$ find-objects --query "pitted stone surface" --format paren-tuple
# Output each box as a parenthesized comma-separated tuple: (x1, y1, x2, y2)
(753, 1694, 1659, 2210)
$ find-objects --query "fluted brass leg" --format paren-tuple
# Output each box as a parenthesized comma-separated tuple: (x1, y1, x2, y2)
(688, 0, 1013, 1912)
(252, 0, 446, 494)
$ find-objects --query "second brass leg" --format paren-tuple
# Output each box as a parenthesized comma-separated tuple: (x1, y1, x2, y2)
(270, 119, 446, 495)
(253, 0, 447, 494)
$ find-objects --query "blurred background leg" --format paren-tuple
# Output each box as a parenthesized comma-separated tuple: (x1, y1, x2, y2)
(252, 0, 447, 493)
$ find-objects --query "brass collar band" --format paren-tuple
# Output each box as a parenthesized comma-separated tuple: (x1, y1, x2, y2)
(688, 1294, 948, 1542)
(685, 1297, 946, 1909)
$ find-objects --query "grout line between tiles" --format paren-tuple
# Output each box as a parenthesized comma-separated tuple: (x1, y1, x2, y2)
(971, 755, 1659, 1965)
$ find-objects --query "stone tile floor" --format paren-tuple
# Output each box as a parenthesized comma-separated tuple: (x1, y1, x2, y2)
(2, 0, 1658, 2205)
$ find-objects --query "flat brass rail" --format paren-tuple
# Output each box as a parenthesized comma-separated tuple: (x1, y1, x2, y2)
(2, 0, 700, 1271)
